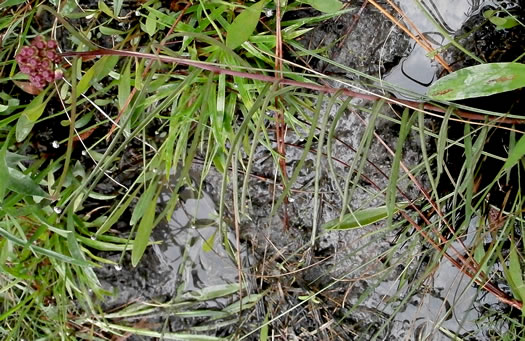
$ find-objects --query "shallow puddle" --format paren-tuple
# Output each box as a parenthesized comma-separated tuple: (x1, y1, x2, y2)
(383, 0, 495, 98)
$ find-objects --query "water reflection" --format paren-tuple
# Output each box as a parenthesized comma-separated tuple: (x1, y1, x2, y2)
(153, 189, 239, 295)
(383, 0, 490, 98)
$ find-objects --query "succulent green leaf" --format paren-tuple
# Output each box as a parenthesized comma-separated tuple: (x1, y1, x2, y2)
(428, 62, 525, 101)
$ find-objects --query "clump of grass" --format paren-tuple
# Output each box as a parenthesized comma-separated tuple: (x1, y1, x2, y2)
(1, 0, 525, 339)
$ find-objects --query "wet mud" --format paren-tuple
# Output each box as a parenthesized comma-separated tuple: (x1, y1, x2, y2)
(91, 1, 524, 340)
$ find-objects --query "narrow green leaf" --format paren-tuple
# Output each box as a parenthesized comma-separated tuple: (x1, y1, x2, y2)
(77, 66, 96, 96)
(7, 167, 47, 197)
(130, 181, 157, 226)
(222, 293, 264, 314)
(96, 186, 141, 236)
(180, 283, 240, 301)
(22, 91, 48, 120)
(77, 56, 120, 95)
(489, 16, 519, 29)
(299, 0, 343, 13)
(0, 227, 89, 266)
(484, 10, 519, 29)
(87, 191, 117, 200)
(0, 145, 8, 201)
(428, 62, 525, 100)
(386, 108, 412, 227)
(131, 191, 158, 267)
(99, 26, 126, 35)
(322, 206, 390, 230)
(98, 1, 115, 18)
(77, 235, 133, 251)
(437, 107, 453, 178)
(5, 152, 27, 166)
(118, 61, 131, 110)
(66, 208, 86, 263)
(508, 242, 525, 302)
(212, 148, 226, 174)
(260, 312, 269, 341)
(85, 321, 225, 341)
(0, 0, 26, 9)
(504, 133, 525, 170)
(226, 0, 267, 49)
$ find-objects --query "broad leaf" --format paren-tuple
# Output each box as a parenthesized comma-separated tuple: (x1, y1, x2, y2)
(145, 11, 157, 36)
(226, 0, 267, 49)
(15, 90, 49, 142)
(428, 62, 525, 100)
(15, 114, 36, 143)
(322, 205, 390, 230)
(299, 0, 343, 13)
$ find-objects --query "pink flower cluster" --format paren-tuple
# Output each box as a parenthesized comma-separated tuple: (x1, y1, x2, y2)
(15, 36, 63, 89)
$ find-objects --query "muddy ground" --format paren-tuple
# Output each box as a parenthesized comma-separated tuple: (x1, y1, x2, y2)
(91, 1, 524, 340)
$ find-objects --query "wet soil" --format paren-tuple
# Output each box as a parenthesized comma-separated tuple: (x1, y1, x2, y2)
(53, 1, 525, 340)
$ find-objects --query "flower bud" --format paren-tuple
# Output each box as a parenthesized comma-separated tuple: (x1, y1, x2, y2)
(47, 40, 57, 49)
(54, 70, 63, 80)
(16, 36, 63, 90)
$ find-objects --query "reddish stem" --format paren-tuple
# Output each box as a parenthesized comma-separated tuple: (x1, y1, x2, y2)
(60, 48, 525, 125)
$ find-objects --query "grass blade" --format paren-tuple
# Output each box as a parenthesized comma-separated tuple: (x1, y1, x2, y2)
(322, 205, 390, 230)
(131, 188, 159, 267)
